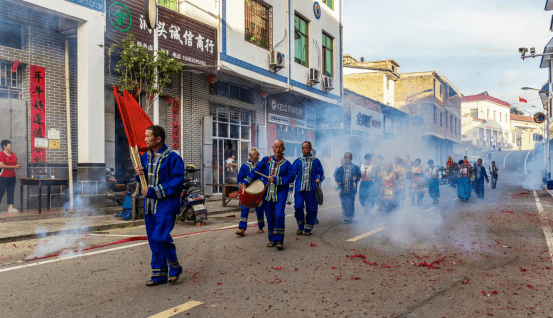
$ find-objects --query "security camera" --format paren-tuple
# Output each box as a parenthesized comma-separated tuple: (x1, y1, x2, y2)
(530, 47, 536, 54)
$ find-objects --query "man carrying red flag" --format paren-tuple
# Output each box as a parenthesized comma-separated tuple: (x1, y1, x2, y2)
(135, 125, 184, 286)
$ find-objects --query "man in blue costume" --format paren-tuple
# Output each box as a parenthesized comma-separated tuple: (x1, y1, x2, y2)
(239, 140, 295, 250)
(334, 152, 362, 224)
(474, 158, 489, 198)
(135, 125, 184, 286)
(236, 147, 265, 236)
(292, 141, 324, 236)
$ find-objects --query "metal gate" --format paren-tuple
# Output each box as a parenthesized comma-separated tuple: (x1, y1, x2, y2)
(0, 99, 27, 211)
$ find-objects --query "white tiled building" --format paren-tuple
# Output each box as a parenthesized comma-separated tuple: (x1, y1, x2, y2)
(461, 92, 512, 150)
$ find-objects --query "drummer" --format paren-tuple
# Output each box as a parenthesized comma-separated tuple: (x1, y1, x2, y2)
(239, 140, 295, 251)
(292, 141, 324, 236)
(236, 147, 265, 236)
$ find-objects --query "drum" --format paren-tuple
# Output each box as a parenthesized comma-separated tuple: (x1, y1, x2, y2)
(239, 180, 266, 208)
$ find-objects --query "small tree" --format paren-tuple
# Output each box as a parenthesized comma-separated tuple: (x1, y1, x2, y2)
(107, 34, 183, 113)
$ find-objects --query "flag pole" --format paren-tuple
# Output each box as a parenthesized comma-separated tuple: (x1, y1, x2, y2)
(129, 145, 148, 190)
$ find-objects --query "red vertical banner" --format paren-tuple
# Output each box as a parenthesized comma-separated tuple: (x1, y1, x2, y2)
(30, 65, 46, 163)
(171, 97, 180, 150)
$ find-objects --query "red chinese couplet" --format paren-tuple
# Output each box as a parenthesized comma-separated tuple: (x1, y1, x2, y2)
(30, 65, 46, 163)
(171, 98, 180, 150)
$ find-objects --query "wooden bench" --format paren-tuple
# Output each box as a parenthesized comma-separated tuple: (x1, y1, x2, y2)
(207, 183, 239, 207)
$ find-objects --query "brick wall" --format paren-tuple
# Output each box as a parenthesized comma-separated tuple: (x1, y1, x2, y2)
(0, 0, 78, 169)
(344, 73, 385, 104)
(0, 0, 80, 207)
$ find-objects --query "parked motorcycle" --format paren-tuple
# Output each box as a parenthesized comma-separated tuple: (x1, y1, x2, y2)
(176, 165, 208, 224)
(106, 167, 136, 205)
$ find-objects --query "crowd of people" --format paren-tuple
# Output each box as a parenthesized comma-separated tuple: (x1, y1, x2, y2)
(333, 153, 500, 220)
(134, 128, 501, 286)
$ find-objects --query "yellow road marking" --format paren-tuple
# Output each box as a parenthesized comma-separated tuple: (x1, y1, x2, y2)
(148, 301, 203, 318)
(347, 228, 386, 242)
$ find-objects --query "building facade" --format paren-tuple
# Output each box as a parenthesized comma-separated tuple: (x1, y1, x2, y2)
(343, 55, 400, 107)
(460, 92, 512, 151)
(394, 72, 462, 165)
(0, 0, 106, 211)
(105, 0, 344, 197)
(510, 114, 542, 150)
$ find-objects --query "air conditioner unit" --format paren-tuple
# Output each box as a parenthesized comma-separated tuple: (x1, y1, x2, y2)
(269, 50, 285, 71)
(308, 68, 320, 85)
(322, 76, 333, 91)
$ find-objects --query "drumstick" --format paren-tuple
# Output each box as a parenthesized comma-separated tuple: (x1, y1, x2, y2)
(255, 171, 270, 178)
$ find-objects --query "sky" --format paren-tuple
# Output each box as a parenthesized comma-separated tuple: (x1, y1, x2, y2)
(343, 0, 553, 115)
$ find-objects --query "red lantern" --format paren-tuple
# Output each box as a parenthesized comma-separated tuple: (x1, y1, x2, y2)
(206, 75, 218, 84)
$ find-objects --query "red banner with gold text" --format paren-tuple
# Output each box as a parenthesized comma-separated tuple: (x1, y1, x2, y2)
(170, 97, 180, 150)
(30, 65, 46, 163)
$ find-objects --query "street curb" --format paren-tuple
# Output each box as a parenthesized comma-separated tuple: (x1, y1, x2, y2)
(0, 220, 145, 244)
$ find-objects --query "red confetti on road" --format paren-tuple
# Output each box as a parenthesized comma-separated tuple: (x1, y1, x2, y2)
(310, 242, 317, 247)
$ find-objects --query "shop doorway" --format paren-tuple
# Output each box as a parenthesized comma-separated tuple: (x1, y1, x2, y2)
(211, 106, 252, 194)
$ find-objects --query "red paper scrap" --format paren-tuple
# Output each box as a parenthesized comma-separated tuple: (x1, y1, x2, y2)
(310, 242, 317, 247)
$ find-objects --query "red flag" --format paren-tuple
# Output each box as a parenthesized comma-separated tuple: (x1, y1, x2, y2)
(519, 97, 528, 103)
(12, 61, 19, 73)
(113, 86, 153, 153)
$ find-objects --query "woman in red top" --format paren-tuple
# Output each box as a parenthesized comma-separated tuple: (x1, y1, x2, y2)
(0, 140, 21, 212)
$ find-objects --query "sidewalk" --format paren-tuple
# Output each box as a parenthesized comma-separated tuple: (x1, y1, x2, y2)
(0, 195, 241, 243)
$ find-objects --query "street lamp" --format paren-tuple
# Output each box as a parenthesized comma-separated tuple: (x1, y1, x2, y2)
(406, 89, 433, 157)
(521, 87, 551, 180)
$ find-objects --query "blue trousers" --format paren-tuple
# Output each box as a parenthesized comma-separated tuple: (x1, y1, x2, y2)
(294, 190, 318, 233)
(475, 179, 486, 198)
(263, 198, 287, 243)
(359, 180, 376, 209)
(340, 192, 356, 221)
(429, 179, 440, 199)
(239, 205, 265, 229)
(145, 211, 181, 283)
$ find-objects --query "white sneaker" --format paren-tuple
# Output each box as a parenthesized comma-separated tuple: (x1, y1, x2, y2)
(8, 208, 18, 213)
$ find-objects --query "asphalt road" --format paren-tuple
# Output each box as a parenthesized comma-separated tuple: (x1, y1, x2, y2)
(2, 158, 553, 317)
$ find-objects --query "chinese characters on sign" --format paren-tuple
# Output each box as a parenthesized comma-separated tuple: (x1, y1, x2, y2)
(106, 0, 217, 68)
(356, 113, 372, 128)
(30, 65, 46, 163)
(170, 97, 180, 150)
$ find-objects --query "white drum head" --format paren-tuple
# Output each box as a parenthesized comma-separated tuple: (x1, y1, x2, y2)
(245, 180, 264, 194)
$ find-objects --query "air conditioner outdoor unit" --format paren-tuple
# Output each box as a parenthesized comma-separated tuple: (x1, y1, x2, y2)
(269, 50, 285, 71)
(322, 76, 333, 91)
(308, 68, 320, 85)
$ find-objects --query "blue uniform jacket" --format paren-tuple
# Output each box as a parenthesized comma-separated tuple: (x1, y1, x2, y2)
(474, 166, 489, 183)
(240, 156, 295, 202)
(237, 160, 256, 185)
(137, 145, 184, 215)
(292, 155, 325, 193)
(334, 164, 362, 195)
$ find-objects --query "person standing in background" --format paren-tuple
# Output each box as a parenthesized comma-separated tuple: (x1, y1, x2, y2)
(0, 140, 21, 213)
(489, 161, 499, 189)
(359, 154, 376, 214)
(334, 152, 361, 224)
(427, 160, 440, 204)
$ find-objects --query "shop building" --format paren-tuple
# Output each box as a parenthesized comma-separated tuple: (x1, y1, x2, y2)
(0, 0, 105, 211)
